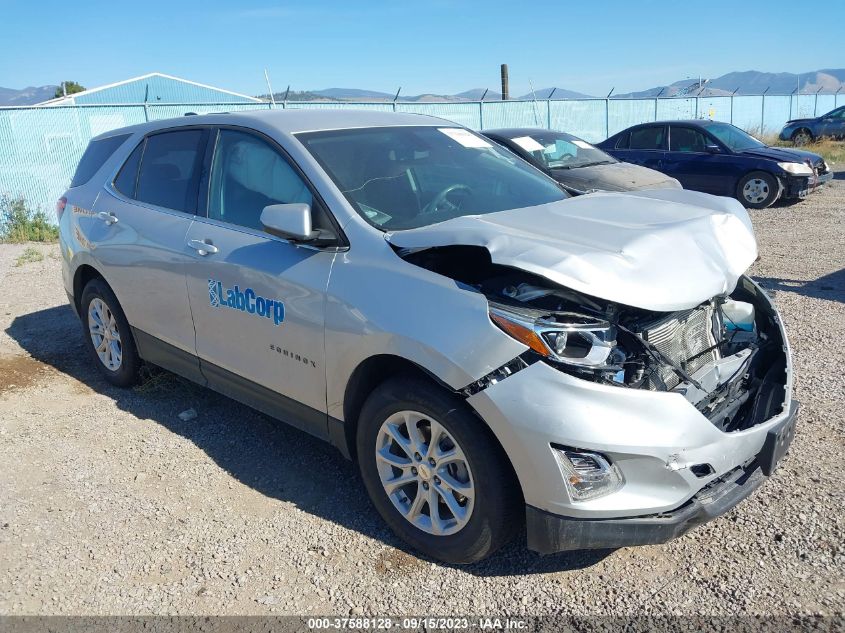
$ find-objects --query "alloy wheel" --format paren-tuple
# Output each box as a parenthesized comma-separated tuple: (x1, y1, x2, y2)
(374, 410, 475, 536)
(88, 297, 122, 371)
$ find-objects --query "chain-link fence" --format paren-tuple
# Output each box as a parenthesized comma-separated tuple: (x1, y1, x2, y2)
(2, 93, 843, 214)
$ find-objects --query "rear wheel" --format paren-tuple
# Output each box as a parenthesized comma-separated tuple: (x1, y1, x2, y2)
(80, 278, 141, 387)
(791, 128, 813, 146)
(737, 171, 780, 209)
(356, 377, 521, 564)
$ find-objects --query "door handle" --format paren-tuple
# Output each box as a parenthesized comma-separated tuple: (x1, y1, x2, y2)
(188, 239, 219, 256)
(97, 211, 118, 225)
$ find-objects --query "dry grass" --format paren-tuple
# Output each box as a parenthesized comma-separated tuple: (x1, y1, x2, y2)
(14, 246, 44, 267)
(757, 134, 845, 166)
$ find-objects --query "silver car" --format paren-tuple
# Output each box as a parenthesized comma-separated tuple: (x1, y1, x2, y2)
(58, 110, 797, 564)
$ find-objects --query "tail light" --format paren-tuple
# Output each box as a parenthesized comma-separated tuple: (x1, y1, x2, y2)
(55, 196, 67, 221)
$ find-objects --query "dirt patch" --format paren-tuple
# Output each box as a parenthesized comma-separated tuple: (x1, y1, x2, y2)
(375, 548, 426, 576)
(0, 354, 53, 395)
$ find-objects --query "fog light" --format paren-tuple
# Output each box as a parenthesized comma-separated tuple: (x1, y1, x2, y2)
(552, 447, 624, 501)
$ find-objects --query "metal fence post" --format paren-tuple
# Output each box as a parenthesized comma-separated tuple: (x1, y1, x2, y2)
(143, 103, 149, 122)
(479, 101, 484, 129)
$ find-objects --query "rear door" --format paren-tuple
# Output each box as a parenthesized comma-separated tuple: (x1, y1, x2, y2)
(818, 107, 845, 138)
(662, 125, 720, 193)
(184, 127, 338, 438)
(89, 127, 208, 380)
(612, 125, 667, 171)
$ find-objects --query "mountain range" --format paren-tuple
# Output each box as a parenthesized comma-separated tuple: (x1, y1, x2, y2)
(2, 69, 843, 106)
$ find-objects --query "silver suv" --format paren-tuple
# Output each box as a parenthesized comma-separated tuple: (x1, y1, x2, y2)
(58, 110, 797, 564)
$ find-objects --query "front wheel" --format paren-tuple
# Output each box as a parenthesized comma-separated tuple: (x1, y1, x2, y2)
(791, 129, 813, 146)
(737, 171, 780, 209)
(356, 377, 521, 564)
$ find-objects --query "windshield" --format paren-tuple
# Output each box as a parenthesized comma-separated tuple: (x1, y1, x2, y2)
(703, 122, 766, 151)
(297, 126, 567, 230)
(503, 131, 616, 169)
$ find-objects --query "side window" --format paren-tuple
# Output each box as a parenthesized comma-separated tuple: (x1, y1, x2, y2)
(669, 127, 709, 152)
(208, 129, 313, 232)
(113, 141, 144, 198)
(629, 127, 665, 150)
(614, 132, 630, 150)
(71, 134, 130, 187)
(135, 130, 205, 213)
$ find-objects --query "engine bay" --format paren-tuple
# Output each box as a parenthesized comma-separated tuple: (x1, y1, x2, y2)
(400, 245, 789, 432)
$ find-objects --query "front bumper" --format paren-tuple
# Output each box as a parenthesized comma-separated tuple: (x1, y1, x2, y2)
(782, 170, 833, 199)
(526, 401, 797, 553)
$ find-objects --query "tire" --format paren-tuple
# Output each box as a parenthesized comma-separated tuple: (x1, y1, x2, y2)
(80, 278, 141, 387)
(736, 171, 780, 209)
(791, 129, 813, 146)
(356, 376, 521, 564)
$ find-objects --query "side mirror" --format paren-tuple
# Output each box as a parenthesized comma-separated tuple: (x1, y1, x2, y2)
(705, 144, 721, 154)
(260, 203, 318, 242)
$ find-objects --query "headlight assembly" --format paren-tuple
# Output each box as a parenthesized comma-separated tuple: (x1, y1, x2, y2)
(488, 303, 616, 368)
(777, 161, 813, 176)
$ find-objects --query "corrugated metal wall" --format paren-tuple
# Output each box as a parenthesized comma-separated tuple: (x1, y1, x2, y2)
(2, 94, 843, 215)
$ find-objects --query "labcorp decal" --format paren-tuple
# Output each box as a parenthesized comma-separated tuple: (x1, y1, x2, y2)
(208, 279, 285, 325)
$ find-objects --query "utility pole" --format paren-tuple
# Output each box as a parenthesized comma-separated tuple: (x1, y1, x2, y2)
(500, 64, 509, 100)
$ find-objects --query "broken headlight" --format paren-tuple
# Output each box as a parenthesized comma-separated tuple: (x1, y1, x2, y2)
(489, 303, 617, 368)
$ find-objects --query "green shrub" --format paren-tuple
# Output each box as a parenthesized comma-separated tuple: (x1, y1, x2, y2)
(15, 246, 44, 267)
(0, 195, 59, 243)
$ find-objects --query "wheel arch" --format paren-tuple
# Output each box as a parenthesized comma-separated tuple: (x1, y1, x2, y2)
(791, 126, 814, 141)
(72, 263, 108, 316)
(340, 354, 452, 461)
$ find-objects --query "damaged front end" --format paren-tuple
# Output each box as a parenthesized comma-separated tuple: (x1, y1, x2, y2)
(400, 245, 789, 434)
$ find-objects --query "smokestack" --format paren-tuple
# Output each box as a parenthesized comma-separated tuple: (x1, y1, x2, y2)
(500, 64, 509, 100)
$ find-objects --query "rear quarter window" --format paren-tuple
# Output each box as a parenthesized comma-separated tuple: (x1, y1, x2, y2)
(113, 141, 144, 198)
(71, 134, 131, 187)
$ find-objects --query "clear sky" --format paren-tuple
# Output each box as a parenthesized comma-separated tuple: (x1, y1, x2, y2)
(2, 0, 843, 97)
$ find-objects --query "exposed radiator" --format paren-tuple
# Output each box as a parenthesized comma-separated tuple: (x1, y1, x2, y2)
(642, 304, 720, 390)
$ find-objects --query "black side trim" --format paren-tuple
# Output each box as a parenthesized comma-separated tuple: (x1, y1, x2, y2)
(133, 328, 206, 385)
(328, 415, 351, 460)
(200, 361, 330, 442)
(131, 330, 349, 452)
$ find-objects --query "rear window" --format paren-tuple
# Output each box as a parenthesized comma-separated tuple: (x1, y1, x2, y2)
(629, 127, 665, 150)
(70, 134, 130, 187)
(135, 130, 205, 213)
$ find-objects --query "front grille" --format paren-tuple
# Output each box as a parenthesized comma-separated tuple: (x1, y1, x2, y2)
(641, 304, 720, 390)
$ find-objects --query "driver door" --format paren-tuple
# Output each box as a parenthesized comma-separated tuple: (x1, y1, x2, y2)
(184, 127, 338, 438)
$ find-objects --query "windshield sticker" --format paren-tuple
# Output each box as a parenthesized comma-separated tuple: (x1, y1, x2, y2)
(438, 128, 492, 148)
(208, 279, 285, 326)
(572, 140, 594, 149)
(511, 136, 545, 152)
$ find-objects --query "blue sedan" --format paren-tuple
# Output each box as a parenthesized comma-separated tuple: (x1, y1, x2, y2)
(597, 120, 832, 208)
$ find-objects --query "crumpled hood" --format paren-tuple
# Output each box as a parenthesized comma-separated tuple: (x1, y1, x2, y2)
(552, 162, 681, 192)
(386, 189, 758, 312)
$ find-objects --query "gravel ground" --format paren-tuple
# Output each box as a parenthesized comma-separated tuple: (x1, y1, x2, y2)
(0, 175, 843, 618)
